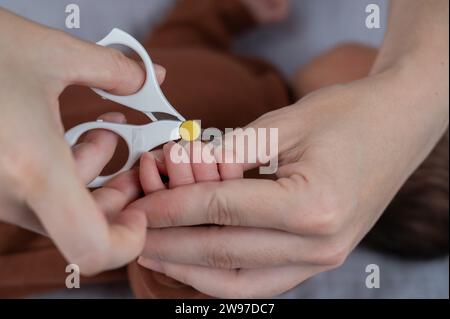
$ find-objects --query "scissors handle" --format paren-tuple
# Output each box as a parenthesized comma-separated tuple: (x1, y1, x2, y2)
(66, 120, 139, 188)
(65, 120, 182, 188)
(93, 28, 185, 121)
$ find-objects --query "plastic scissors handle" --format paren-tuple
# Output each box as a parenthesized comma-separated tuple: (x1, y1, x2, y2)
(65, 120, 182, 188)
(93, 28, 185, 121)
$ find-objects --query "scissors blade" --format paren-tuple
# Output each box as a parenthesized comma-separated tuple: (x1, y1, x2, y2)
(144, 111, 185, 122)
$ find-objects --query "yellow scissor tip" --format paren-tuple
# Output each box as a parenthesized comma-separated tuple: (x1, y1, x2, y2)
(179, 120, 201, 141)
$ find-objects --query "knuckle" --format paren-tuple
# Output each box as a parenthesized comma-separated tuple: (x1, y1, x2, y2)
(108, 47, 127, 69)
(207, 190, 237, 226)
(310, 241, 350, 267)
(149, 192, 181, 227)
(204, 242, 236, 270)
(105, 48, 132, 88)
(205, 250, 235, 269)
(277, 175, 311, 233)
(303, 189, 351, 236)
(308, 209, 340, 236)
(152, 247, 166, 263)
(93, 48, 125, 89)
(104, 50, 121, 83)
(322, 243, 349, 267)
(163, 204, 180, 227)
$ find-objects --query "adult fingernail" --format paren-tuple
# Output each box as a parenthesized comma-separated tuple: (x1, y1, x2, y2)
(138, 257, 164, 273)
(154, 65, 166, 83)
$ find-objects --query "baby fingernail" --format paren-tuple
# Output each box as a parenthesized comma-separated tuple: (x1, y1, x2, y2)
(154, 65, 167, 82)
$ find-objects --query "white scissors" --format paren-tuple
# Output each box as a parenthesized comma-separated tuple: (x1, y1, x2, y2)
(65, 28, 196, 188)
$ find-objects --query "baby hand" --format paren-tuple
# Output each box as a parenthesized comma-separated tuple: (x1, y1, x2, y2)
(139, 141, 244, 194)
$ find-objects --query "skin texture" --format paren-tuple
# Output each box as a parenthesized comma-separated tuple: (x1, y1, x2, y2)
(131, 0, 449, 297)
(0, 9, 166, 275)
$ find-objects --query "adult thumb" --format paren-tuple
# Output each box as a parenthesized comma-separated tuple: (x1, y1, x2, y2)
(62, 35, 166, 95)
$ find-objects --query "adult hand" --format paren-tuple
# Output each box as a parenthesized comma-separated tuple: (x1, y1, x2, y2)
(133, 0, 449, 296)
(135, 69, 448, 297)
(0, 9, 165, 275)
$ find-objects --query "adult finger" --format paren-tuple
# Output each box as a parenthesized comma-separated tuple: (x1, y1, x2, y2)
(71, 112, 125, 184)
(129, 175, 309, 233)
(1, 168, 142, 237)
(61, 34, 165, 94)
(92, 168, 142, 218)
(25, 134, 146, 275)
(137, 258, 321, 298)
(141, 226, 339, 269)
